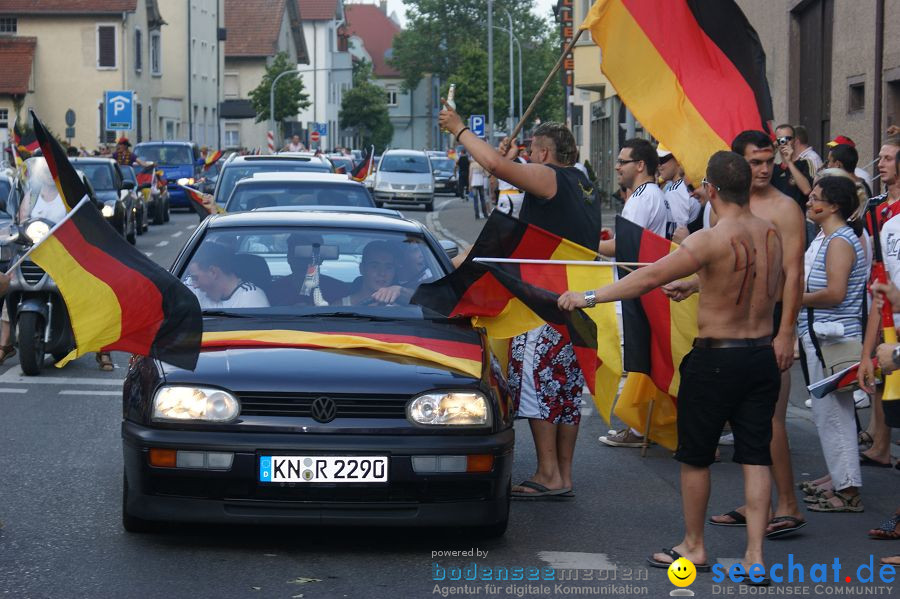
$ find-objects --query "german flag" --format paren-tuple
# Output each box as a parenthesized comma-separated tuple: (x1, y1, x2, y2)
(203, 150, 224, 170)
(181, 184, 225, 215)
(614, 216, 698, 450)
(412, 211, 621, 421)
(581, 0, 774, 185)
(13, 118, 39, 157)
(351, 146, 375, 182)
(808, 360, 869, 400)
(201, 318, 483, 379)
(29, 111, 202, 370)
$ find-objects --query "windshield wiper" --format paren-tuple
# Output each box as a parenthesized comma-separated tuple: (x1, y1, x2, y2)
(293, 312, 398, 322)
(201, 310, 251, 318)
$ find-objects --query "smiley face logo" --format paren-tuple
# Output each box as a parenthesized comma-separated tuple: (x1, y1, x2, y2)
(667, 557, 697, 587)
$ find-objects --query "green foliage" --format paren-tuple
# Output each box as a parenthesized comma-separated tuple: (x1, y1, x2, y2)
(249, 52, 311, 131)
(340, 60, 394, 152)
(583, 159, 597, 184)
(390, 0, 564, 134)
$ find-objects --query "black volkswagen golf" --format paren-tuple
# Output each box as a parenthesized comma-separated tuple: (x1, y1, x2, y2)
(121, 208, 513, 536)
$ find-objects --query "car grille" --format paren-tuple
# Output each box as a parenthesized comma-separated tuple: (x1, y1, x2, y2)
(393, 183, 417, 191)
(238, 392, 409, 418)
(20, 261, 45, 285)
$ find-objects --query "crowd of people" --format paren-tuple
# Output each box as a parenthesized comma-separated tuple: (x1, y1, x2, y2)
(439, 97, 900, 580)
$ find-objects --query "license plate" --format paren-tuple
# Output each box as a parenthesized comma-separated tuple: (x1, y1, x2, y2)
(259, 456, 388, 483)
(396, 193, 413, 199)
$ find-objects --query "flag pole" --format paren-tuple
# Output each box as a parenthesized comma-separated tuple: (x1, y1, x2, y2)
(4, 196, 91, 276)
(473, 257, 649, 268)
(641, 399, 655, 458)
(509, 28, 585, 143)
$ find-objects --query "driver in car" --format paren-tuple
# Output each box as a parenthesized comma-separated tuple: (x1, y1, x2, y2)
(268, 233, 346, 305)
(336, 241, 399, 306)
(186, 242, 270, 309)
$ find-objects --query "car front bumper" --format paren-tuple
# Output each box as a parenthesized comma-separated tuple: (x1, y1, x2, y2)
(122, 420, 513, 527)
(373, 191, 434, 205)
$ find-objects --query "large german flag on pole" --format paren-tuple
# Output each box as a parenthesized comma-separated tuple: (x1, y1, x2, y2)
(26, 111, 202, 369)
(581, 0, 774, 185)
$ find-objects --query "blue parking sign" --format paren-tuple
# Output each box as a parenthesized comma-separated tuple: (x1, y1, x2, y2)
(316, 122, 328, 136)
(469, 115, 485, 138)
(105, 90, 134, 130)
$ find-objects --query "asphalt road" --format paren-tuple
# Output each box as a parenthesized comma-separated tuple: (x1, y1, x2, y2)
(1, 199, 898, 599)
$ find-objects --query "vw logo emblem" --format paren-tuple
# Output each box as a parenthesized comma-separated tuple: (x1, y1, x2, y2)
(311, 396, 337, 423)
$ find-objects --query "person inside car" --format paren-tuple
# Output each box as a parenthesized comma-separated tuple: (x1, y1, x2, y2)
(268, 233, 347, 305)
(186, 242, 270, 309)
(369, 241, 433, 304)
(337, 241, 399, 306)
(247, 194, 277, 211)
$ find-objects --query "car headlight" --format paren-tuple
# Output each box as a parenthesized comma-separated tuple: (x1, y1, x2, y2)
(24, 221, 50, 243)
(375, 180, 390, 191)
(407, 391, 491, 426)
(101, 203, 115, 217)
(151, 386, 240, 423)
(417, 183, 434, 191)
(176, 177, 195, 186)
(449, 174, 457, 181)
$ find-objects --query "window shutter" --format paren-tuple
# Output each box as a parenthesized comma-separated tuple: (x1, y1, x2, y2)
(135, 29, 142, 71)
(98, 26, 116, 68)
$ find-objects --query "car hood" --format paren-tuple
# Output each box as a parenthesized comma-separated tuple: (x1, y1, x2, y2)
(162, 345, 481, 395)
(94, 190, 120, 204)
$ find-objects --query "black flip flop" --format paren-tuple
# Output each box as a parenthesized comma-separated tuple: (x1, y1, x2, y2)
(860, 453, 892, 468)
(766, 516, 807, 539)
(741, 576, 772, 587)
(511, 480, 571, 499)
(709, 510, 746, 527)
(646, 548, 712, 572)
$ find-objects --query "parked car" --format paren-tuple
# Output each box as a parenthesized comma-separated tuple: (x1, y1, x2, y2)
(121, 209, 512, 535)
(120, 165, 148, 235)
(70, 157, 137, 244)
(429, 157, 457, 194)
(134, 141, 202, 210)
(372, 150, 435, 211)
(212, 154, 335, 209)
(223, 173, 375, 213)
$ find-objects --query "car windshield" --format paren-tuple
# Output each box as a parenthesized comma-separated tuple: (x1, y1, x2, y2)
(121, 166, 136, 184)
(379, 154, 430, 174)
(76, 163, 117, 191)
(181, 226, 444, 316)
(432, 159, 455, 173)
(225, 182, 374, 212)
(216, 162, 332, 203)
(135, 145, 193, 165)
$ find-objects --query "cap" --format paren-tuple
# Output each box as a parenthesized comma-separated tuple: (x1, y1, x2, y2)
(827, 135, 855, 148)
(116, 136, 131, 146)
(656, 144, 672, 158)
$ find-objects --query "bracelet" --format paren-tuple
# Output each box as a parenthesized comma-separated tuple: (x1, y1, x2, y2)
(456, 126, 470, 138)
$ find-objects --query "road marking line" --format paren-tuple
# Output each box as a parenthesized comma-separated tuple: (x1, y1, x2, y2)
(59, 390, 121, 396)
(186, 225, 195, 230)
(155, 240, 169, 247)
(0, 388, 28, 393)
(171, 230, 183, 238)
(0, 369, 123, 386)
(144, 252, 153, 257)
(537, 552, 617, 571)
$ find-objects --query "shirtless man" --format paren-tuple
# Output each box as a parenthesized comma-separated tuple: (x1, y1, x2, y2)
(559, 151, 783, 582)
(667, 130, 806, 538)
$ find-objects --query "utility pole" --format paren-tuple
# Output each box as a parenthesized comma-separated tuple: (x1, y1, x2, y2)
(503, 9, 514, 139)
(487, 0, 494, 143)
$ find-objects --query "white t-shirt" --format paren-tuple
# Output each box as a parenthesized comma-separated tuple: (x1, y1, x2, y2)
(881, 215, 900, 321)
(798, 147, 823, 173)
(665, 179, 700, 226)
(192, 281, 270, 309)
(497, 158, 526, 218)
(621, 181, 673, 238)
(32, 193, 67, 223)
(573, 162, 589, 178)
(470, 162, 487, 188)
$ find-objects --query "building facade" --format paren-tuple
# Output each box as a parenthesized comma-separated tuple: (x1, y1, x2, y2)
(344, 2, 439, 151)
(221, 0, 308, 152)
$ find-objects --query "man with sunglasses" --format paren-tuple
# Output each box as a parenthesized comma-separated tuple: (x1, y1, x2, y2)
(772, 124, 814, 212)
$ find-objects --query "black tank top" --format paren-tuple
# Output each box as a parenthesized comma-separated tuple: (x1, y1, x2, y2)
(520, 164, 602, 251)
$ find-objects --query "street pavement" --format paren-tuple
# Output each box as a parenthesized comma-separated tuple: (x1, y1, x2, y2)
(0, 200, 898, 598)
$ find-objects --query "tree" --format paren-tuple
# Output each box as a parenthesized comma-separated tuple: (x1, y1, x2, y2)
(339, 60, 393, 152)
(249, 52, 310, 137)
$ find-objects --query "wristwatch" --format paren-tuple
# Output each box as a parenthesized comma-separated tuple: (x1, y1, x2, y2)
(892, 346, 900, 369)
(583, 290, 597, 308)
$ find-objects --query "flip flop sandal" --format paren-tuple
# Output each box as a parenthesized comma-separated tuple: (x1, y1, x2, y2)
(741, 576, 772, 587)
(511, 480, 571, 499)
(859, 453, 892, 468)
(807, 492, 864, 513)
(709, 509, 746, 527)
(803, 488, 832, 504)
(0, 344, 16, 365)
(858, 431, 874, 446)
(646, 548, 712, 572)
(869, 515, 900, 540)
(880, 555, 900, 566)
(96, 354, 114, 372)
(766, 516, 807, 539)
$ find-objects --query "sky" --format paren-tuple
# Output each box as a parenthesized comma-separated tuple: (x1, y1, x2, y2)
(381, 0, 558, 27)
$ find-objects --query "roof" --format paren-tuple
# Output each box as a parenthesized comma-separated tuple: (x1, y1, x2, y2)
(344, 4, 400, 77)
(248, 172, 357, 183)
(0, 0, 137, 14)
(296, 0, 338, 21)
(225, 0, 285, 58)
(70, 157, 117, 165)
(0, 37, 36, 95)
(207, 208, 422, 233)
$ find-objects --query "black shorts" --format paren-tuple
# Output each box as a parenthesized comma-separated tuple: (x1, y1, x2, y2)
(674, 344, 780, 467)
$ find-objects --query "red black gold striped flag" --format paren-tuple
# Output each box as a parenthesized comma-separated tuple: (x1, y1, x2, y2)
(614, 216, 698, 450)
(351, 146, 375, 182)
(581, 0, 774, 185)
(808, 360, 867, 400)
(13, 118, 39, 158)
(30, 111, 202, 370)
(201, 318, 483, 379)
(181, 184, 225, 215)
(31, 113, 84, 212)
(203, 150, 224, 170)
(412, 211, 621, 421)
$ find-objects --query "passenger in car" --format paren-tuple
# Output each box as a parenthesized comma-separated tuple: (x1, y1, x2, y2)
(186, 242, 270, 309)
(370, 242, 432, 304)
(268, 233, 347, 305)
(337, 241, 399, 305)
(247, 194, 277, 210)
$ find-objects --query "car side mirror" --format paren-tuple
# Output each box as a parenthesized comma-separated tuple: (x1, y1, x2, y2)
(121, 180, 135, 190)
(439, 239, 459, 259)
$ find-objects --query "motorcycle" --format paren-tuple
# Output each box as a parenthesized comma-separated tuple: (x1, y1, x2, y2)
(6, 156, 75, 375)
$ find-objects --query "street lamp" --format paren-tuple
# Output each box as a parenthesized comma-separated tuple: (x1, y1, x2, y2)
(502, 9, 514, 136)
(492, 25, 523, 129)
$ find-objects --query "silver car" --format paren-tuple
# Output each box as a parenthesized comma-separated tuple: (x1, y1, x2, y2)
(372, 149, 435, 211)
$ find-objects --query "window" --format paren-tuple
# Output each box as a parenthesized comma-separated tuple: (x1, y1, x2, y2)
(0, 17, 16, 33)
(0, 109, 8, 130)
(224, 73, 239, 98)
(191, 38, 197, 76)
(386, 89, 398, 106)
(134, 28, 142, 72)
(97, 24, 117, 69)
(150, 31, 162, 75)
(848, 81, 865, 113)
